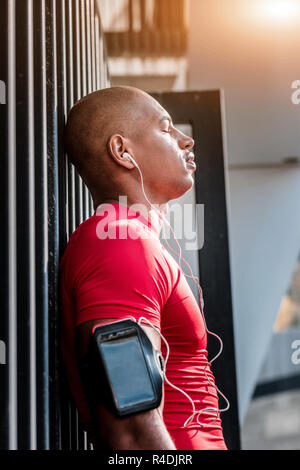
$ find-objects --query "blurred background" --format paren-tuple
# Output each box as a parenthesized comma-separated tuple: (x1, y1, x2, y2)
(1, 0, 300, 450)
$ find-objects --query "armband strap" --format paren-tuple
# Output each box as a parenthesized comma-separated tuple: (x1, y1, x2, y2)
(80, 319, 164, 417)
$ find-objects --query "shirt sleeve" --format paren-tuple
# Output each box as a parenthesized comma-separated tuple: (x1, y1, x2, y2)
(73, 230, 173, 332)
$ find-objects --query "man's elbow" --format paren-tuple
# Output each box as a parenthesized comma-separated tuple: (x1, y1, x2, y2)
(94, 406, 175, 450)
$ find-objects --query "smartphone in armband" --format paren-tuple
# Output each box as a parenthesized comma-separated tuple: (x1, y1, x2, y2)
(81, 319, 164, 417)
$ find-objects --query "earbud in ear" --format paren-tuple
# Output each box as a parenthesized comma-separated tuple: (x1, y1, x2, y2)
(123, 152, 138, 168)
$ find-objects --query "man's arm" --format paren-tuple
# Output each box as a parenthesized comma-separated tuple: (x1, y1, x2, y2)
(76, 318, 176, 450)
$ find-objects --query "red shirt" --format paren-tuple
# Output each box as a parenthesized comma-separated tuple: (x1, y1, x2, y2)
(60, 202, 227, 450)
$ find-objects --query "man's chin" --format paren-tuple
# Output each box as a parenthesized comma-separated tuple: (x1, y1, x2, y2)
(178, 176, 195, 197)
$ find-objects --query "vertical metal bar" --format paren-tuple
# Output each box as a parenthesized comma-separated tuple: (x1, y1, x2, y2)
(27, 0, 37, 449)
(15, 0, 30, 449)
(74, 0, 83, 227)
(67, 1, 74, 110)
(59, 0, 70, 243)
(89, 0, 96, 217)
(98, 15, 106, 89)
(90, 0, 96, 92)
(66, 0, 85, 448)
(82, 0, 90, 223)
(61, 0, 70, 243)
(84, 0, 92, 220)
(57, 0, 77, 450)
(74, 0, 82, 101)
(61, 0, 68, 117)
(41, 0, 49, 447)
(46, 0, 61, 450)
(86, 0, 92, 95)
(80, 0, 89, 223)
(80, 0, 87, 97)
(0, 0, 8, 450)
(95, 15, 101, 90)
(67, 0, 76, 235)
(7, 0, 18, 450)
(33, 0, 49, 450)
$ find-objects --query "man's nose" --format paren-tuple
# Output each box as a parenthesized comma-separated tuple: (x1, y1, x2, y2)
(179, 132, 195, 151)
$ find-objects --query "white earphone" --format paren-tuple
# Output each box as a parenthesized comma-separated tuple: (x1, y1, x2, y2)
(120, 150, 230, 427)
(123, 151, 139, 168)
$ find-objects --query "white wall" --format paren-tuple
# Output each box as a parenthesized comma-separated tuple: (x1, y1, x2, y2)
(228, 167, 300, 421)
(188, 0, 300, 423)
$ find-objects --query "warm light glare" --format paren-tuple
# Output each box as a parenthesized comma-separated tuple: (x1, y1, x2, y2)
(257, 0, 300, 22)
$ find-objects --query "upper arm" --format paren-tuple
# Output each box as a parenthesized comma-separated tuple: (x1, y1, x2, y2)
(74, 233, 172, 331)
(76, 317, 161, 358)
(75, 318, 165, 448)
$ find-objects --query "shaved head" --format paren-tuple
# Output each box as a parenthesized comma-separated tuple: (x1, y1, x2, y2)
(64, 85, 195, 210)
(64, 86, 155, 199)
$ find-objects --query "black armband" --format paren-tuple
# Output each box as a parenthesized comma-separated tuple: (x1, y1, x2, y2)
(80, 319, 164, 418)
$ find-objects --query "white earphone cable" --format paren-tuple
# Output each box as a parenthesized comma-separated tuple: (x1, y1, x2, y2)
(125, 155, 230, 427)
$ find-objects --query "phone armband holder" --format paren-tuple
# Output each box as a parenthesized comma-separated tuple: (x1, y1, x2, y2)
(81, 319, 164, 417)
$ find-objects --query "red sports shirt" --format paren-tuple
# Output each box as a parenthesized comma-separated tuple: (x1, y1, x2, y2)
(59, 202, 227, 450)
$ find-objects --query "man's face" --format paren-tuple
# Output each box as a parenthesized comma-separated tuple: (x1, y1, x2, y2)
(127, 95, 196, 203)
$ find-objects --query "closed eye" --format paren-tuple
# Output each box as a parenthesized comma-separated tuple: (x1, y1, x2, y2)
(162, 124, 172, 133)
(159, 115, 173, 133)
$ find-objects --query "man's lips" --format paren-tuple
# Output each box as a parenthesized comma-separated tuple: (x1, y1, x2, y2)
(185, 152, 195, 163)
(186, 161, 196, 170)
(185, 152, 196, 170)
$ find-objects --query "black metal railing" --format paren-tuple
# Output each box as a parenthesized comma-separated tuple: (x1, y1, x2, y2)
(100, 0, 187, 57)
(0, 0, 110, 450)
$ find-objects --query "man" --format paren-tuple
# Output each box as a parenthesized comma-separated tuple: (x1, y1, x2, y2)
(60, 86, 227, 450)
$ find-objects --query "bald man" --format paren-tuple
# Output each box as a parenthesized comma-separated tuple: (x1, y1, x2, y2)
(60, 86, 227, 450)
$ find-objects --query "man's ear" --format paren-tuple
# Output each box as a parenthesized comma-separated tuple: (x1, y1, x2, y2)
(107, 134, 135, 169)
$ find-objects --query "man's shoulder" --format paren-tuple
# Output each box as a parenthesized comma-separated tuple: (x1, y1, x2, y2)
(62, 213, 162, 266)
(95, 215, 159, 246)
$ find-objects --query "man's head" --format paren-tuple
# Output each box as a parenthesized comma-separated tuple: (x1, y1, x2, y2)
(64, 86, 195, 209)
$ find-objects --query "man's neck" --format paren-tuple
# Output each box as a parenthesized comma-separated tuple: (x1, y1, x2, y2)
(94, 197, 169, 237)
